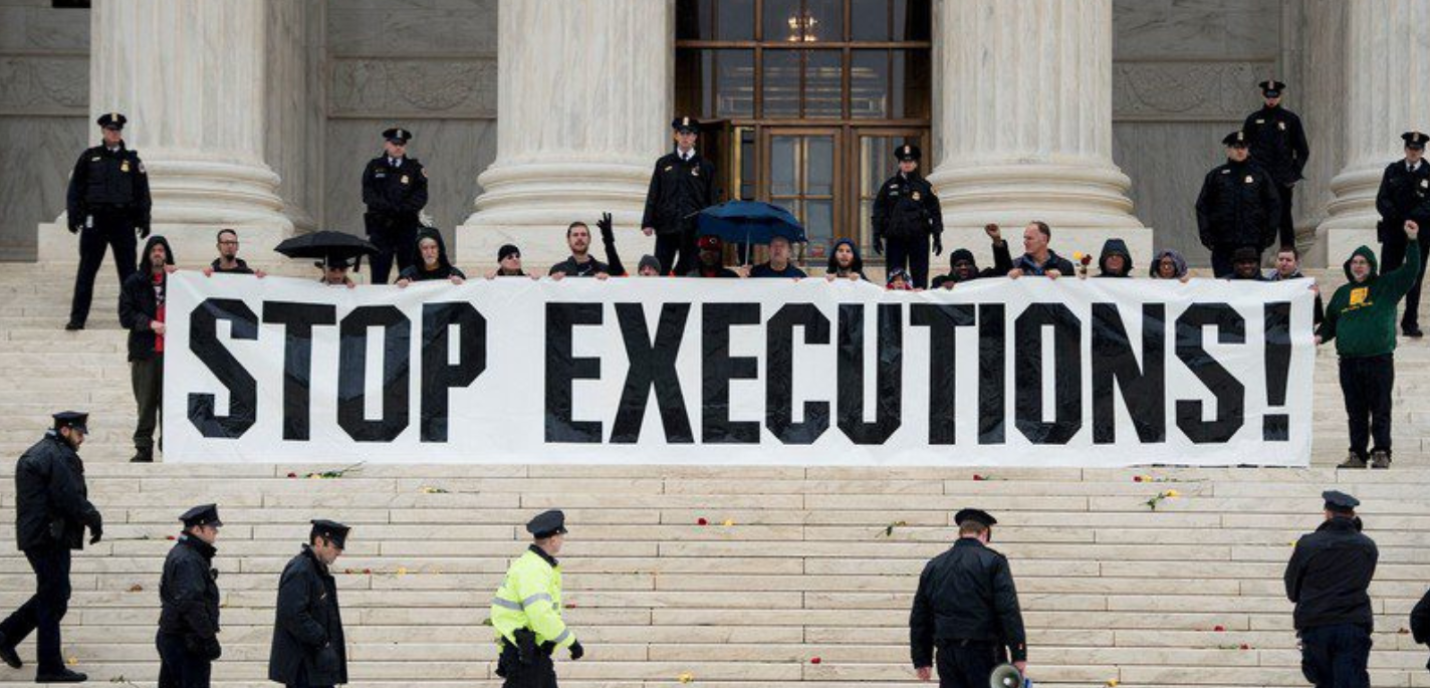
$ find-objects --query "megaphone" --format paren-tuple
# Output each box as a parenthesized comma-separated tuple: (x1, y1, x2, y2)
(989, 663, 1030, 688)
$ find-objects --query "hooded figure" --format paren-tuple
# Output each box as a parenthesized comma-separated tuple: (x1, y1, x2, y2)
(398, 227, 464, 282)
(826, 238, 867, 280)
(1148, 249, 1190, 280)
(118, 235, 174, 462)
(1094, 238, 1133, 278)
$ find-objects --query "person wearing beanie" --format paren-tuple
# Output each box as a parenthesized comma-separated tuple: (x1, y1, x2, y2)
(931, 224, 1013, 289)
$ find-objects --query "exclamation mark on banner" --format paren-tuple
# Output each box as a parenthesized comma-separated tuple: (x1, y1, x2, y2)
(1263, 302, 1291, 441)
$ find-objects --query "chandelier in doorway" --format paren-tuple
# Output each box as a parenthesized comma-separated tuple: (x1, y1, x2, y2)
(786, 10, 820, 42)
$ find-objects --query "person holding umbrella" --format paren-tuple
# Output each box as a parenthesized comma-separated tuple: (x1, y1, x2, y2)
(274, 230, 378, 289)
(749, 236, 806, 279)
(693, 200, 808, 278)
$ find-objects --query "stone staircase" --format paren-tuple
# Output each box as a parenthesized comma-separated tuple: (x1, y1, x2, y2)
(0, 261, 1426, 687)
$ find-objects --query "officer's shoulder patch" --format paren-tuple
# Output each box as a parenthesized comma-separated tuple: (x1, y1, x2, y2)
(422, 168, 428, 178)
(90, 156, 101, 162)
(137, 162, 146, 175)
(1255, 118, 1265, 125)
(663, 165, 673, 172)
(1221, 168, 1231, 175)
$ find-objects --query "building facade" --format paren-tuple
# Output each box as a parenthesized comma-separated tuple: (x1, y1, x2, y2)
(0, 0, 1423, 268)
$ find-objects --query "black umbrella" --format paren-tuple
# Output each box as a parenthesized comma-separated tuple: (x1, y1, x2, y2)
(274, 231, 378, 271)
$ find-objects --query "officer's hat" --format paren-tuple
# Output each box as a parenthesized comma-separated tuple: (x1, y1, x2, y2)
(672, 116, 700, 133)
(52, 410, 88, 433)
(1222, 131, 1248, 147)
(526, 510, 568, 539)
(954, 508, 997, 528)
(1258, 80, 1286, 98)
(896, 144, 921, 162)
(1403, 131, 1427, 150)
(1322, 490, 1360, 514)
(97, 112, 126, 130)
(383, 127, 412, 145)
(310, 519, 351, 549)
(180, 504, 223, 529)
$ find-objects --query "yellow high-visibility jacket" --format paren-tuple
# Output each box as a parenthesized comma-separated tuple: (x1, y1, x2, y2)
(490, 546, 575, 649)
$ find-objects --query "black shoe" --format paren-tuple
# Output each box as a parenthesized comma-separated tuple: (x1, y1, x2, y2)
(1404, 326, 1424, 338)
(35, 668, 87, 683)
(63, 322, 83, 331)
(0, 632, 20, 669)
(1370, 450, 1392, 469)
(129, 449, 153, 464)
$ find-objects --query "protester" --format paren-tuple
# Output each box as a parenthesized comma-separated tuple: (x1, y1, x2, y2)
(1227, 247, 1269, 281)
(1093, 238, 1133, 278)
(269, 520, 350, 688)
(157, 504, 223, 688)
(1316, 220, 1421, 469)
(1284, 491, 1377, 688)
(887, 269, 914, 291)
(1007, 221, 1074, 278)
(1374, 131, 1430, 337)
(486, 244, 534, 279)
(1196, 130, 1281, 277)
(397, 227, 465, 286)
(642, 117, 717, 276)
(636, 255, 663, 277)
(318, 256, 358, 288)
(872, 144, 943, 288)
(687, 236, 741, 278)
(1148, 249, 1192, 282)
(1269, 245, 1324, 325)
(118, 235, 175, 463)
(596, 212, 630, 276)
(825, 238, 867, 281)
(931, 224, 1013, 289)
(549, 222, 611, 280)
(362, 127, 428, 284)
(748, 236, 806, 278)
(202, 228, 265, 277)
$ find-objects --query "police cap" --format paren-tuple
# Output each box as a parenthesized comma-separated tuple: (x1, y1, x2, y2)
(526, 510, 568, 539)
(896, 144, 921, 162)
(97, 112, 127, 130)
(310, 519, 351, 549)
(672, 116, 700, 133)
(1403, 131, 1427, 150)
(52, 411, 88, 433)
(1258, 80, 1287, 98)
(1322, 490, 1360, 514)
(180, 504, 223, 529)
(383, 127, 412, 145)
(1222, 131, 1248, 147)
(954, 508, 997, 528)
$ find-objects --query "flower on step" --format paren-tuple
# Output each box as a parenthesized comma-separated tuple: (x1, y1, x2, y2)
(972, 474, 986, 481)
(565, 602, 578, 609)
(128, 584, 143, 593)
(420, 486, 449, 494)
(1240, 643, 1251, 650)
(306, 462, 365, 479)
(722, 518, 735, 527)
(396, 566, 408, 577)
(1106, 680, 1119, 687)
(696, 517, 708, 526)
(1145, 490, 1179, 510)
(883, 520, 908, 537)
(66, 656, 78, 666)
(809, 656, 822, 664)
(286, 472, 298, 478)
(677, 672, 696, 684)
(1213, 625, 1225, 632)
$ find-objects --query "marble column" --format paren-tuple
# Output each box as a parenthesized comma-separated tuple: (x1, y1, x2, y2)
(1317, 0, 1430, 265)
(40, 0, 294, 264)
(929, 0, 1150, 263)
(456, 0, 671, 266)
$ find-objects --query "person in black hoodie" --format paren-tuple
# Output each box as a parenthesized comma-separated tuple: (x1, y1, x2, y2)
(1285, 491, 1377, 688)
(270, 520, 349, 688)
(931, 224, 1013, 289)
(1093, 238, 1133, 278)
(396, 227, 465, 286)
(1197, 130, 1282, 277)
(157, 504, 223, 688)
(825, 238, 867, 281)
(118, 235, 176, 463)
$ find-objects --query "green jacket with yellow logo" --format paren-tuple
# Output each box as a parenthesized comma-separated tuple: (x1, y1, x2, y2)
(490, 545, 575, 649)
(1317, 241, 1420, 357)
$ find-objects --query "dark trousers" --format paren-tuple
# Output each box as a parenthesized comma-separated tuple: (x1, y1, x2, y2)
(0, 547, 72, 674)
(1300, 623, 1371, 688)
(1380, 231, 1430, 330)
(69, 209, 137, 326)
(132, 353, 163, 452)
(886, 234, 932, 288)
(499, 643, 559, 688)
(286, 665, 334, 688)
(1277, 184, 1296, 249)
(1210, 245, 1261, 278)
(368, 215, 419, 285)
(1339, 355, 1394, 459)
(934, 640, 998, 688)
(654, 231, 698, 277)
(157, 632, 212, 688)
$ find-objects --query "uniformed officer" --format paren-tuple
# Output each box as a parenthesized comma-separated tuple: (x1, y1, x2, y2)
(65, 112, 152, 331)
(1243, 80, 1310, 249)
(642, 116, 718, 276)
(157, 504, 223, 688)
(269, 520, 349, 688)
(1375, 131, 1430, 337)
(873, 144, 943, 289)
(1284, 491, 1378, 688)
(362, 127, 429, 284)
(0, 411, 103, 683)
(910, 508, 1027, 688)
(491, 510, 584, 687)
(1196, 131, 1282, 277)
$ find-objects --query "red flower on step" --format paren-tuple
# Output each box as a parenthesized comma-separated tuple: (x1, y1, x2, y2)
(1133, 476, 1144, 482)
(287, 472, 298, 478)
(166, 535, 176, 541)
(363, 568, 372, 575)
(1239, 643, 1250, 650)
(565, 602, 578, 609)
(696, 518, 708, 526)
(810, 657, 821, 665)
(972, 474, 986, 481)
(1213, 625, 1225, 632)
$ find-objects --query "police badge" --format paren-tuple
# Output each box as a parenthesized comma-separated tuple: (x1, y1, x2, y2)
(120, 161, 130, 173)
(912, 191, 921, 201)
(401, 175, 410, 185)
(1245, 175, 1254, 184)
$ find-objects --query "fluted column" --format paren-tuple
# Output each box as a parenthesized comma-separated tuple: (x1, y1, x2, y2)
(456, 0, 671, 265)
(929, 0, 1149, 260)
(1317, 0, 1430, 263)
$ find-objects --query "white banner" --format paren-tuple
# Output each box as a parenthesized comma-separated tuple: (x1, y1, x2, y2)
(162, 272, 1315, 466)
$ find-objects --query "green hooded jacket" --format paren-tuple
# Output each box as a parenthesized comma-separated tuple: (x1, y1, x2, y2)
(1317, 240, 1419, 357)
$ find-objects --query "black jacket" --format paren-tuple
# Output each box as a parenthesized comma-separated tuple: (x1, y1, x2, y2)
(159, 535, 221, 656)
(1196, 159, 1281, 250)
(397, 228, 465, 282)
(910, 538, 1027, 667)
(1412, 587, 1430, 645)
(930, 242, 1013, 288)
(1243, 105, 1310, 185)
(119, 235, 175, 362)
(210, 258, 254, 275)
(269, 546, 347, 686)
(14, 432, 101, 551)
(873, 173, 943, 242)
(1094, 238, 1133, 278)
(66, 142, 152, 230)
(642, 151, 717, 235)
(1284, 517, 1378, 631)
(1375, 160, 1430, 242)
(362, 156, 428, 215)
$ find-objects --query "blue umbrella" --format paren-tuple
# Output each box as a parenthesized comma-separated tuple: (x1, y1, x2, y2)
(694, 201, 807, 250)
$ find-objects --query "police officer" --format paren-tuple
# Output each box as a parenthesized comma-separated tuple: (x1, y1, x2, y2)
(269, 520, 349, 688)
(1284, 491, 1377, 688)
(642, 116, 717, 276)
(1243, 80, 1310, 249)
(0, 411, 102, 683)
(362, 127, 428, 284)
(158, 504, 223, 688)
(491, 510, 583, 687)
(66, 112, 152, 331)
(910, 508, 1027, 688)
(1196, 131, 1282, 277)
(873, 144, 943, 289)
(1375, 131, 1430, 337)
